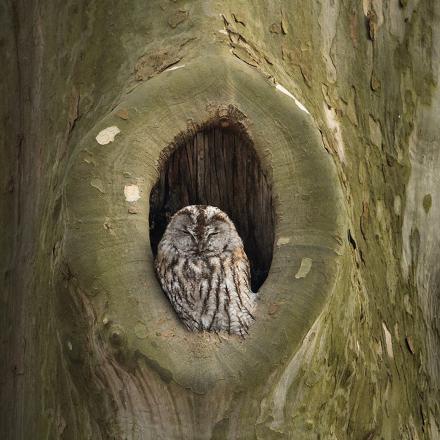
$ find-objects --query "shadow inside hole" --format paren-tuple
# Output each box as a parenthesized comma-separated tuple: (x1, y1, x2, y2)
(149, 121, 275, 292)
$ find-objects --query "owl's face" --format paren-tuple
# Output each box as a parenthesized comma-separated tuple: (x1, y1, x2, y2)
(163, 205, 242, 258)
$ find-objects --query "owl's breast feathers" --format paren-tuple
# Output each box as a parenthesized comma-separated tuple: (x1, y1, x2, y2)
(156, 245, 255, 336)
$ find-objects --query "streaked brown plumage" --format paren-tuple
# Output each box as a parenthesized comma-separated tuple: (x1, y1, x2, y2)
(155, 205, 255, 336)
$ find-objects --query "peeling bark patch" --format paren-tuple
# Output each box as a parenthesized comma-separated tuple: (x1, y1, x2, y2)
(164, 64, 185, 72)
(115, 109, 129, 120)
(394, 195, 402, 216)
(405, 336, 415, 354)
(134, 323, 148, 339)
(318, 0, 338, 83)
(56, 414, 67, 435)
(124, 185, 140, 202)
(323, 104, 346, 163)
(135, 50, 181, 80)
(367, 9, 379, 40)
(269, 23, 284, 34)
(275, 84, 310, 114)
(382, 322, 394, 359)
(268, 303, 280, 316)
(349, 12, 359, 48)
(167, 10, 188, 29)
(95, 126, 120, 145)
(103, 218, 116, 236)
(90, 179, 105, 193)
(232, 47, 259, 67)
(362, 0, 370, 15)
(423, 194, 432, 213)
(371, 71, 381, 91)
(369, 115, 382, 147)
(276, 236, 291, 246)
(404, 294, 413, 315)
(295, 258, 313, 279)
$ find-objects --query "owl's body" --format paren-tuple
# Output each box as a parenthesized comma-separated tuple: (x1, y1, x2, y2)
(155, 205, 256, 336)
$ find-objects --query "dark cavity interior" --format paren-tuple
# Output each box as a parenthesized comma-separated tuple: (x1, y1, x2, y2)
(149, 121, 275, 292)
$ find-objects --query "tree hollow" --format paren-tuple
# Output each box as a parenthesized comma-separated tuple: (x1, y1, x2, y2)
(149, 122, 275, 291)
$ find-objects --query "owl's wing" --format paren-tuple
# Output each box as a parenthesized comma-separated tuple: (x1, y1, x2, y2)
(221, 248, 256, 335)
(231, 247, 253, 295)
(155, 250, 202, 330)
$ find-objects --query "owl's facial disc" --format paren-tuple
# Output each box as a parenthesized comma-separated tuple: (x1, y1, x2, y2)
(178, 224, 225, 257)
(201, 223, 228, 256)
(173, 227, 198, 255)
(200, 227, 221, 255)
(167, 206, 240, 258)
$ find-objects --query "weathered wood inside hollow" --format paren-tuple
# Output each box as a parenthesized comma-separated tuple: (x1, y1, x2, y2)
(149, 123, 275, 292)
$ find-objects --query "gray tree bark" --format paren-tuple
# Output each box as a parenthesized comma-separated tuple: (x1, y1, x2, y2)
(1, 1, 439, 439)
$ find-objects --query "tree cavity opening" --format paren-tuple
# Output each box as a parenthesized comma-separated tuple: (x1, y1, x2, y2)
(149, 120, 275, 292)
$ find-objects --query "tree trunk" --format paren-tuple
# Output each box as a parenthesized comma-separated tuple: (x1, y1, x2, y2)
(1, 1, 439, 439)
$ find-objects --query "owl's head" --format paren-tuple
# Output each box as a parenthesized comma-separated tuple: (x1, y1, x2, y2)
(162, 205, 242, 258)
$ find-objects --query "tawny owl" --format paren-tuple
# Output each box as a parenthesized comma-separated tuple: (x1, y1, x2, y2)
(155, 205, 256, 337)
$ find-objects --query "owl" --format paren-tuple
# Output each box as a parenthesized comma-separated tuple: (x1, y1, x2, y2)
(155, 205, 256, 337)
